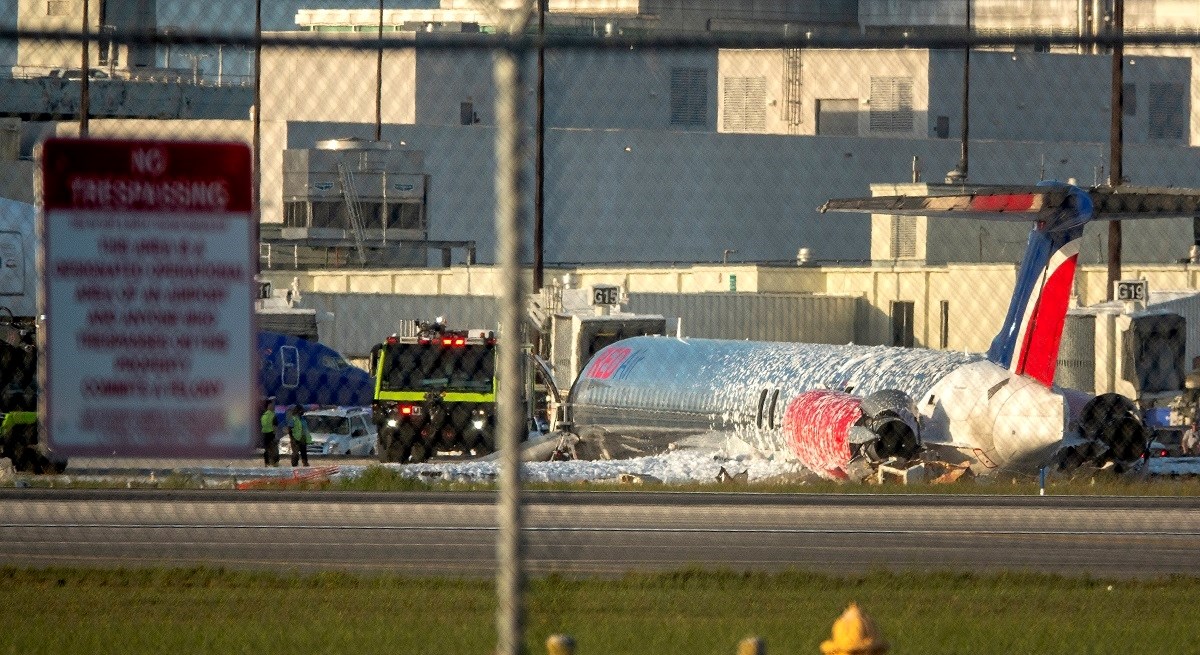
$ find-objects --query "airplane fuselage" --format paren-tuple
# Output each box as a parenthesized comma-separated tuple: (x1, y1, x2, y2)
(568, 336, 1082, 478)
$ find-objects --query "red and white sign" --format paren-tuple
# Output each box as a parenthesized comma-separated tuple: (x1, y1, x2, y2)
(41, 138, 255, 457)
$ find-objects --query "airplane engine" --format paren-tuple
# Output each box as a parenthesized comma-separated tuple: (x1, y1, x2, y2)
(781, 389, 920, 479)
(1074, 393, 1148, 464)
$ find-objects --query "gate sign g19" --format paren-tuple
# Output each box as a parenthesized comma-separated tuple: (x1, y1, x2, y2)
(40, 139, 255, 457)
(1115, 279, 1148, 303)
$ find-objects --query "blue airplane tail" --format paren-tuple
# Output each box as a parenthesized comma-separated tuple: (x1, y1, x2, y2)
(258, 331, 374, 408)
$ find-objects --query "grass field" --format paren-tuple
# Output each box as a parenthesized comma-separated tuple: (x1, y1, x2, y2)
(3, 567, 1199, 655)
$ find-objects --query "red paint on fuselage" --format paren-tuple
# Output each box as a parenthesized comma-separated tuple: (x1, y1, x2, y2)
(781, 390, 863, 479)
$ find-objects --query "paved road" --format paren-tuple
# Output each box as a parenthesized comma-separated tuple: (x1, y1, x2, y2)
(1, 490, 1198, 577)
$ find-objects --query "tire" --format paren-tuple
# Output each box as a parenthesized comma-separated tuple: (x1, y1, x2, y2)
(378, 426, 412, 463)
(382, 436, 406, 463)
(409, 441, 431, 463)
(469, 434, 494, 457)
(479, 429, 496, 454)
(11, 445, 44, 474)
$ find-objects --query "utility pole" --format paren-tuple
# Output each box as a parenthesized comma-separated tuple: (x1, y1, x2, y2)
(80, 0, 90, 136)
(253, 0, 262, 273)
(1106, 0, 1124, 300)
(946, 0, 969, 183)
(375, 0, 384, 142)
(533, 0, 546, 291)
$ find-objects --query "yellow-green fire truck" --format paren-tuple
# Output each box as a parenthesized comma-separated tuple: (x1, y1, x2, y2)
(371, 320, 497, 463)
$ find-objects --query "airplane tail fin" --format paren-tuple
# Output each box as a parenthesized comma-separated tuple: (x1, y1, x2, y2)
(821, 183, 1200, 387)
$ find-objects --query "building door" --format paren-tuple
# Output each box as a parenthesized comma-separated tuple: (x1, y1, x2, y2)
(890, 301, 915, 348)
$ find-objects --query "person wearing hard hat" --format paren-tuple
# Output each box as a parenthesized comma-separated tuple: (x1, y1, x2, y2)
(820, 603, 888, 655)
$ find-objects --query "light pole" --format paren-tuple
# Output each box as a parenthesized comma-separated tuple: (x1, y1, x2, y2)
(533, 0, 546, 292)
(1106, 0, 1125, 300)
(375, 0, 384, 142)
(946, 0, 969, 183)
(253, 0, 262, 273)
(80, 0, 90, 136)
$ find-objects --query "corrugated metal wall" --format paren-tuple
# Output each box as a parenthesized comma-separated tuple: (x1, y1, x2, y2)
(624, 293, 860, 344)
(300, 291, 863, 357)
(1148, 293, 1200, 368)
(1055, 314, 1097, 393)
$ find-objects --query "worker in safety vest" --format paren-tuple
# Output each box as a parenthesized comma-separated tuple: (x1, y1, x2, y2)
(260, 399, 280, 466)
(287, 404, 311, 467)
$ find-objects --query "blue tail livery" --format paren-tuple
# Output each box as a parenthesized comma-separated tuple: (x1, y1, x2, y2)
(258, 331, 374, 408)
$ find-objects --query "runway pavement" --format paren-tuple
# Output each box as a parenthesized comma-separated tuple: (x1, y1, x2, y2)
(0, 489, 1197, 578)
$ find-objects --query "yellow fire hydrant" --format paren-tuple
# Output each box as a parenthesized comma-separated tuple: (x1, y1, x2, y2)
(819, 603, 889, 655)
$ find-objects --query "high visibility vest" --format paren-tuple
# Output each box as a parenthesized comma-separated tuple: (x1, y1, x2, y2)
(260, 410, 275, 433)
(290, 415, 312, 443)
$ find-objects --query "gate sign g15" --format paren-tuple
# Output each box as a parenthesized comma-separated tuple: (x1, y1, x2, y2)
(41, 139, 255, 457)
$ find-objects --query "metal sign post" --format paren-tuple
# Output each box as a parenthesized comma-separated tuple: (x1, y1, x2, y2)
(40, 139, 255, 457)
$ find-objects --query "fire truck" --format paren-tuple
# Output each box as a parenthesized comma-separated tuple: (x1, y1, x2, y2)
(371, 319, 498, 463)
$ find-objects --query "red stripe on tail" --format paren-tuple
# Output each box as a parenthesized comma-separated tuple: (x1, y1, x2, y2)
(1013, 253, 1078, 386)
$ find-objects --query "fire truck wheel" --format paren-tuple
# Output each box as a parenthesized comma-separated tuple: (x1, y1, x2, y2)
(10, 445, 45, 474)
(409, 441, 431, 463)
(381, 438, 405, 463)
(470, 436, 494, 456)
(480, 430, 496, 453)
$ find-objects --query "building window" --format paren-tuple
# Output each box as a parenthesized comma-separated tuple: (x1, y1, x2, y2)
(890, 301, 915, 348)
(890, 215, 917, 259)
(939, 300, 949, 349)
(1149, 82, 1186, 141)
(460, 101, 478, 125)
(722, 76, 766, 133)
(311, 201, 347, 229)
(387, 203, 422, 230)
(284, 202, 308, 228)
(670, 67, 708, 127)
(816, 99, 858, 136)
(935, 115, 950, 139)
(46, 0, 70, 15)
(869, 76, 914, 133)
(1122, 83, 1136, 116)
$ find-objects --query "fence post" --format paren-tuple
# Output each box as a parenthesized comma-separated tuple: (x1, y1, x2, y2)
(494, 8, 533, 655)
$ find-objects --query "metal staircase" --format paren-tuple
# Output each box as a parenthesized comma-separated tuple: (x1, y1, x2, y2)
(336, 162, 369, 266)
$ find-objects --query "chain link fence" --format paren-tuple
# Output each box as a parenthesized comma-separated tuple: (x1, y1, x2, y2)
(4, 2, 1200, 653)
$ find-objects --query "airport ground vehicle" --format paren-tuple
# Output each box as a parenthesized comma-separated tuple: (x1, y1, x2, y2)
(371, 320, 497, 463)
(277, 407, 377, 457)
(0, 316, 66, 473)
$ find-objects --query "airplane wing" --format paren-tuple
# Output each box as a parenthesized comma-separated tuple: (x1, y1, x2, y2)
(1088, 186, 1200, 220)
(820, 184, 1200, 222)
(819, 186, 1068, 221)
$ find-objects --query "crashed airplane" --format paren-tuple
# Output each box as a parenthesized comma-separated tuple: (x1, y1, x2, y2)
(556, 182, 1200, 480)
